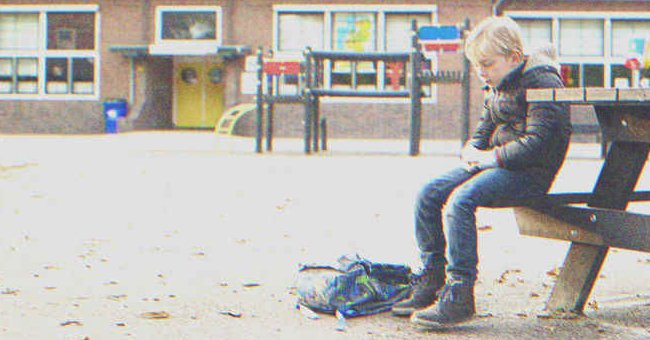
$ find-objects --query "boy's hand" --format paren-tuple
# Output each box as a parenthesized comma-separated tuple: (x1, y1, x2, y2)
(461, 143, 498, 170)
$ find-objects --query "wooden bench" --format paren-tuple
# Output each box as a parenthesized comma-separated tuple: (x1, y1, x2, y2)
(517, 87, 650, 314)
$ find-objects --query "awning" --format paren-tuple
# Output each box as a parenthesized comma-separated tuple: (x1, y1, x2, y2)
(109, 44, 251, 60)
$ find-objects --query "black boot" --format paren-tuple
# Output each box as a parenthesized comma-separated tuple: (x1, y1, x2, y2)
(410, 277, 475, 327)
(391, 267, 445, 317)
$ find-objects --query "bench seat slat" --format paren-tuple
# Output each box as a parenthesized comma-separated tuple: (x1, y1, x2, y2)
(514, 205, 650, 253)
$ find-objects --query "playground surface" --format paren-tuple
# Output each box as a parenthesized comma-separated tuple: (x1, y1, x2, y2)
(0, 131, 648, 339)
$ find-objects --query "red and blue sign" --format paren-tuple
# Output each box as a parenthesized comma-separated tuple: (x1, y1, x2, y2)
(419, 25, 462, 53)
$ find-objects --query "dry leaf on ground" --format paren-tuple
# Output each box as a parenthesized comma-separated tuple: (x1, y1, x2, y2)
(140, 311, 171, 320)
(60, 320, 83, 327)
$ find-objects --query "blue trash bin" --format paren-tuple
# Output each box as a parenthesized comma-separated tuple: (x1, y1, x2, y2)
(102, 99, 128, 133)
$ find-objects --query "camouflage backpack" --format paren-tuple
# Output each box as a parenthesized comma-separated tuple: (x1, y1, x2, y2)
(295, 254, 413, 318)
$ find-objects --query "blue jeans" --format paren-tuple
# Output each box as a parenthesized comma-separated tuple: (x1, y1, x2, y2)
(415, 166, 547, 283)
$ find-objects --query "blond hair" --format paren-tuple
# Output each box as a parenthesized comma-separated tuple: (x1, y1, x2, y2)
(465, 16, 523, 65)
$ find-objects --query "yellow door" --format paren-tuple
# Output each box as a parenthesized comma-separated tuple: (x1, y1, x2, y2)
(174, 57, 225, 128)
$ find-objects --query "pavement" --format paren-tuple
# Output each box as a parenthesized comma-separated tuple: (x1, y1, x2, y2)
(0, 131, 648, 339)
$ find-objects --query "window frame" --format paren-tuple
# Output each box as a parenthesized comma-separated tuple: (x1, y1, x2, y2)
(150, 5, 223, 55)
(0, 4, 100, 101)
(273, 4, 438, 104)
(507, 10, 650, 88)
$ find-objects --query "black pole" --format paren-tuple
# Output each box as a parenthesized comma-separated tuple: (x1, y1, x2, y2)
(255, 47, 264, 153)
(312, 96, 320, 152)
(320, 117, 328, 151)
(303, 48, 313, 154)
(461, 18, 471, 147)
(409, 19, 422, 156)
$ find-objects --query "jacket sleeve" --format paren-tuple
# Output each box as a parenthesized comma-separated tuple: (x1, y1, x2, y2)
(468, 91, 496, 150)
(494, 72, 567, 169)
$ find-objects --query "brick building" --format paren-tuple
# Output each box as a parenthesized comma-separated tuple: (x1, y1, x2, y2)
(0, 1, 648, 139)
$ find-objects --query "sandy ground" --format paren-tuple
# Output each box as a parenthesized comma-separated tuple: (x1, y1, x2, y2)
(0, 131, 648, 339)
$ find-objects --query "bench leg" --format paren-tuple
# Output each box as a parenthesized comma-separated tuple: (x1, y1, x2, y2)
(546, 243, 608, 313)
(546, 141, 649, 313)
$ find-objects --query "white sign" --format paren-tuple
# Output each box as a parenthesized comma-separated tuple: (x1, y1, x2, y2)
(245, 56, 258, 72)
(241, 72, 258, 95)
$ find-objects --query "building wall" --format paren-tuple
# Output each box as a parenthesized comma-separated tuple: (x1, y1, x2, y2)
(232, 0, 492, 140)
(0, 0, 646, 140)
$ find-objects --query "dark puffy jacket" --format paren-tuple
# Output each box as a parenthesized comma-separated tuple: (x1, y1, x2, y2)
(469, 48, 571, 190)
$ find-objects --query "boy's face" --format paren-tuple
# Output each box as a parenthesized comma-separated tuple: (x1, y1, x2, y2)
(473, 53, 522, 87)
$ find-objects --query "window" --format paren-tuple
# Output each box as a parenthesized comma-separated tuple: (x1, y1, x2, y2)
(561, 64, 604, 87)
(560, 19, 603, 57)
(386, 13, 431, 52)
(611, 64, 632, 87)
(0, 6, 98, 99)
(162, 11, 216, 40)
(507, 12, 650, 88)
(515, 19, 551, 54)
(274, 5, 436, 100)
(611, 20, 650, 57)
(0, 13, 38, 50)
(278, 13, 323, 51)
(151, 6, 223, 55)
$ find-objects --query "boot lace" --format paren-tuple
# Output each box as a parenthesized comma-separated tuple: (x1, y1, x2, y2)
(436, 277, 464, 303)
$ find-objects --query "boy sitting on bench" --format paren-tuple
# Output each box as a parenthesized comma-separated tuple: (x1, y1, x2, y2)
(392, 16, 571, 327)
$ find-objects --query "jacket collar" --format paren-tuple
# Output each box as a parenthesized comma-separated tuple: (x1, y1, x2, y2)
(494, 61, 525, 91)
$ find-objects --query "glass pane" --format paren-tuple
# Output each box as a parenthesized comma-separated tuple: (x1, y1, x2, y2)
(47, 12, 95, 50)
(385, 13, 431, 52)
(333, 12, 376, 52)
(583, 64, 603, 87)
(561, 64, 579, 87)
(162, 11, 216, 40)
(0, 13, 39, 50)
(383, 61, 406, 90)
(17, 58, 38, 94)
(331, 61, 377, 89)
(0, 58, 13, 93)
(46, 58, 69, 94)
(560, 19, 603, 56)
(560, 64, 604, 88)
(72, 57, 94, 94)
(515, 19, 552, 54)
(611, 64, 631, 87)
(279, 13, 323, 51)
(611, 20, 650, 57)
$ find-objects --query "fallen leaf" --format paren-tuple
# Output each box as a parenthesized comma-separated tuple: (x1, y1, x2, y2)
(546, 267, 560, 277)
(1, 288, 20, 295)
(60, 320, 83, 327)
(530, 292, 540, 298)
(496, 269, 522, 284)
(242, 282, 261, 288)
(140, 311, 171, 320)
(478, 225, 493, 232)
(515, 312, 528, 318)
(115, 322, 127, 327)
(107, 294, 128, 301)
(588, 300, 599, 310)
